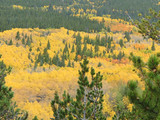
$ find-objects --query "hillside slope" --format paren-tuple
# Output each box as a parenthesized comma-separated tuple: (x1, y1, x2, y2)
(0, 25, 159, 119)
(1, 0, 159, 20)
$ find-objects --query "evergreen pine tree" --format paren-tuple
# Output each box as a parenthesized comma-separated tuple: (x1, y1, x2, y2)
(32, 116, 38, 120)
(16, 42, 19, 47)
(52, 54, 60, 67)
(67, 30, 69, 35)
(0, 55, 28, 119)
(15, 31, 20, 40)
(47, 40, 51, 50)
(90, 47, 93, 58)
(28, 53, 31, 59)
(72, 61, 74, 68)
(97, 62, 102, 67)
(112, 54, 117, 59)
(73, 32, 76, 38)
(75, 33, 82, 45)
(37, 47, 40, 52)
(5, 40, 7, 44)
(103, 50, 106, 56)
(95, 44, 99, 53)
(117, 51, 123, 60)
(107, 40, 111, 53)
(22, 38, 25, 44)
(43, 48, 50, 63)
(82, 42, 87, 54)
(71, 44, 75, 53)
(26, 37, 31, 46)
(25, 34, 27, 39)
(107, 26, 111, 32)
(51, 58, 106, 119)
(40, 59, 44, 66)
(34, 61, 38, 71)
(8, 39, 13, 45)
(29, 47, 32, 52)
(151, 41, 155, 51)
(69, 43, 70, 48)
(48, 4, 53, 11)
(124, 32, 131, 42)
(30, 35, 33, 43)
(64, 43, 68, 53)
(119, 39, 124, 48)
(135, 9, 160, 41)
(67, 59, 71, 67)
(61, 55, 65, 67)
(74, 53, 78, 62)
(126, 53, 160, 119)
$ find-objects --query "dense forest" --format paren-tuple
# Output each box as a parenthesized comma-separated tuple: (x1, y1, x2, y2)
(1, 0, 159, 20)
(0, 6, 104, 32)
(0, 0, 159, 32)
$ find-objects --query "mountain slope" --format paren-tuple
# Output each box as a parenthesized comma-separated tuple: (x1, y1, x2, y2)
(1, 0, 159, 20)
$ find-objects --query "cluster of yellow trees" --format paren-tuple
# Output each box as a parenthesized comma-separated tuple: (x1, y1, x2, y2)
(0, 18, 158, 119)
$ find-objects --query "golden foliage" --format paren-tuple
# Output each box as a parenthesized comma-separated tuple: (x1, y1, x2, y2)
(0, 25, 159, 119)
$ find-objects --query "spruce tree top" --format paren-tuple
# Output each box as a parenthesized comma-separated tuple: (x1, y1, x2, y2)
(51, 58, 106, 120)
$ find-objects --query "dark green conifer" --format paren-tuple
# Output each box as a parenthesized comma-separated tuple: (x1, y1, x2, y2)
(95, 36, 100, 53)
(135, 9, 160, 41)
(16, 42, 19, 47)
(124, 31, 131, 42)
(0, 55, 28, 119)
(72, 61, 74, 68)
(47, 40, 51, 50)
(151, 41, 155, 51)
(26, 37, 31, 46)
(64, 43, 68, 53)
(28, 53, 31, 59)
(67, 59, 71, 67)
(37, 47, 40, 52)
(73, 32, 76, 38)
(8, 39, 13, 45)
(82, 42, 87, 54)
(119, 39, 124, 48)
(15, 31, 20, 40)
(29, 47, 32, 52)
(107, 26, 111, 32)
(61, 55, 65, 67)
(51, 58, 106, 119)
(117, 51, 123, 60)
(74, 53, 78, 62)
(126, 54, 160, 119)
(97, 62, 102, 67)
(5, 40, 7, 44)
(43, 48, 50, 63)
(22, 38, 25, 44)
(34, 61, 38, 71)
(32, 116, 38, 120)
(67, 30, 69, 35)
(25, 34, 27, 39)
(30, 34, 33, 43)
(71, 44, 75, 53)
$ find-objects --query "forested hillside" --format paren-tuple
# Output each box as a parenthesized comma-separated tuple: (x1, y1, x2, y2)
(1, 0, 159, 20)
(0, 26, 158, 119)
(0, 0, 160, 119)
(0, 0, 159, 32)
(0, 6, 104, 32)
